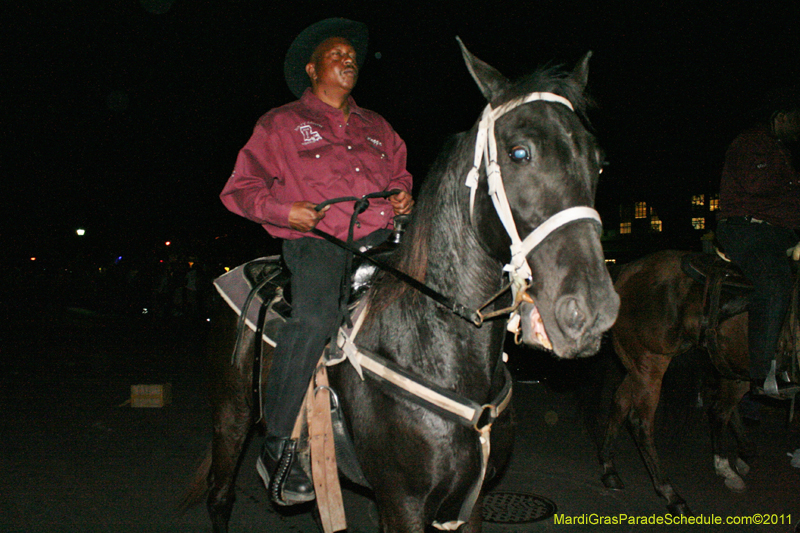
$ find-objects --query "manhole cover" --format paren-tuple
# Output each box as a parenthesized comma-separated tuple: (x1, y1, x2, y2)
(481, 491, 557, 524)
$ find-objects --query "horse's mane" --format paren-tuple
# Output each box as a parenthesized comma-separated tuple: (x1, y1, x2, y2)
(366, 63, 594, 315)
(365, 133, 471, 316)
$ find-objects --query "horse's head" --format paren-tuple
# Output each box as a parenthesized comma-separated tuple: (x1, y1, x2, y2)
(459, 39, 619, 359)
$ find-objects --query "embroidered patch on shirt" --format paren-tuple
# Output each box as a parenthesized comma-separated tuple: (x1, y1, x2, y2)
(296, 122, 323, 145)
(366, 136, 383, 148)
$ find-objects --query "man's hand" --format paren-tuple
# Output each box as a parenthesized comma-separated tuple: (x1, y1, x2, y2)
(288, 201, 329, 232)
(389, 190, 414, 216)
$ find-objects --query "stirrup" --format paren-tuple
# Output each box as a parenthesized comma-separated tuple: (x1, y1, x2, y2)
(762, 361, 800, 399)
(763, 361, 780, 397)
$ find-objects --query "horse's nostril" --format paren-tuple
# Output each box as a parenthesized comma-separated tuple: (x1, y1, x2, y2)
(559, 297, 586, 334)
(569, 306, 581, 323)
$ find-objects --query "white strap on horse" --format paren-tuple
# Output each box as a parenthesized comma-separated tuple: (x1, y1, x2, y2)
(332, 300, 370, 379)
(464, 91, 602, 310)
(330, 303, 513, 530)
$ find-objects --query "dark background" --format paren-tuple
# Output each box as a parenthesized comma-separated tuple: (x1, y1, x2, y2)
(3, 8, 800, 528)
(5, 0, 800, 272)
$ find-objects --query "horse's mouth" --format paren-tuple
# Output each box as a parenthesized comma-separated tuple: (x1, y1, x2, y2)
(518, 302, 553, 351)
(518, 298, 611, 359)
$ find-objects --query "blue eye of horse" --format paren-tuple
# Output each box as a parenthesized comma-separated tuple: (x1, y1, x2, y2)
(509, 146, 530, 162)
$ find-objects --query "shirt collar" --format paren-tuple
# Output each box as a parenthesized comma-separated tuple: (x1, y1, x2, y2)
(300, 88, 370, 122)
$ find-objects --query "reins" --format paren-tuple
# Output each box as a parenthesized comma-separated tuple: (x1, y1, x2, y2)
(312, 190, 500, 326)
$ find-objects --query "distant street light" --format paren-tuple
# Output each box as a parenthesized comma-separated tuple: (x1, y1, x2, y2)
(76, 228, 86, 236)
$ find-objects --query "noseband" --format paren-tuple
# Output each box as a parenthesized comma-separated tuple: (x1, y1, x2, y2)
(465, 92, 603, 303)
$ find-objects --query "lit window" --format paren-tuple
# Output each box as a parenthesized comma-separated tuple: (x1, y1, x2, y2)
(651, 215, 662, 232)
(634, 202, 647, 219)
(692, 195, 705, 207)
(620, 222, 632, 234)
(692, 217, 705, 230)
(709, 194, 719, 211)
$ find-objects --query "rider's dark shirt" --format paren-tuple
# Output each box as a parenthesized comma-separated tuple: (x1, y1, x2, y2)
(719, 123, 800, 229)
(220, 89, 412, 241)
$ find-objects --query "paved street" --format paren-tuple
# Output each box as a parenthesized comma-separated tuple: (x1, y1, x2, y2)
(2, 301, 799, 533)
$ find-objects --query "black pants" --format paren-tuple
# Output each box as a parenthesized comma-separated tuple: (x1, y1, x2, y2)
(716, 219, 796, 381)
(262, 230, 389, 438)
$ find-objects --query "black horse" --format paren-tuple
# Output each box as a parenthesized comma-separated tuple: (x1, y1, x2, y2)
(183, 40, 619, 533)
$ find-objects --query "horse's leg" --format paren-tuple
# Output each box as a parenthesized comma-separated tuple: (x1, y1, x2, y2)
(600, 335, 644, 491)
(207, 399, 252, 532)
(625, 352, 692, 516)
(729, 404, 757, 468)
(456, 492, 485, 533)
(368, 452, 472, 533)
(600, 371, 635, 490)
(709, 378, 751, 493)
(373, 489, 427, 533)
(206, 310, 258, 533)
(373, 491, 484, 533)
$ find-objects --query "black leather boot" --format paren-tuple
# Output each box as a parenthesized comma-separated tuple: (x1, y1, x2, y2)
(256, 436, 315, 506)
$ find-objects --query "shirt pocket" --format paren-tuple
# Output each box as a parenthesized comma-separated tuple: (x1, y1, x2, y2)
(365, 138, 390, 161)
(362, 140, 392, 183)
(296, 142, 340, 187)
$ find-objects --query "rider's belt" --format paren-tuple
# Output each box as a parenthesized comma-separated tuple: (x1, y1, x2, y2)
(718, 215, 769, 225)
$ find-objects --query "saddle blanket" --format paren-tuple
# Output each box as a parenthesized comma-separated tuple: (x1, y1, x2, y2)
(213, 256, 289, 347)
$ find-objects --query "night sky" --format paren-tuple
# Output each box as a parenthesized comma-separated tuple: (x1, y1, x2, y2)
(6, 0, 800, 264)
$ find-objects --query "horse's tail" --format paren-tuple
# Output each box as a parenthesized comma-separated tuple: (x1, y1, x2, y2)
(177, 444, 212, 514)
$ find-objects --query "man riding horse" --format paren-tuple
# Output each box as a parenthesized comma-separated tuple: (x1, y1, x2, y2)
(716, 87, 800, 397)
(219, 18, 414, 505)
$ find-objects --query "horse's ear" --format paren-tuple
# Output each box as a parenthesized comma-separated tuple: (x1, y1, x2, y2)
(571, 51, 593, 90)
(456, 37, 508, 102)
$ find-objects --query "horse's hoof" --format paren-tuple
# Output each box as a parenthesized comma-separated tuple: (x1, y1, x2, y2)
(735, 457, 751, 477)
(724, 476, 747, 493)
(666, 502, 692, 517)
(601, 472, 625, 490)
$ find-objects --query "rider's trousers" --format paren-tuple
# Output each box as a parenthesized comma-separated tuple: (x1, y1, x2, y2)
(263, 229, 389, 438)
(716, 219, 796, 381)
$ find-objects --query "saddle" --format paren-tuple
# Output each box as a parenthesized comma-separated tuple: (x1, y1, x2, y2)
(213, 243, 398, 488)
(681, 252, 800, 384)
(214, 243, 395, 347)
(681, 253, 753, 380)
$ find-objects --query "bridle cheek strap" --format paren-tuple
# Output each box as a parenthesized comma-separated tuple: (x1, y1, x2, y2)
(464, 92, 602, 303)
(465, 91, 575, 228)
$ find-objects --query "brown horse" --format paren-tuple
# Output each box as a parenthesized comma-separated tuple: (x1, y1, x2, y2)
(599, 249, 800, 515)
(181, 41, 619, 533)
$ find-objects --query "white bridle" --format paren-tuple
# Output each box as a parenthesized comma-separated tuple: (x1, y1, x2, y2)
(464, 92, 603, 307)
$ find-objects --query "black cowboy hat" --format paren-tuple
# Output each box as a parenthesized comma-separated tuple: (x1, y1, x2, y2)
(283, 18, 368, 99)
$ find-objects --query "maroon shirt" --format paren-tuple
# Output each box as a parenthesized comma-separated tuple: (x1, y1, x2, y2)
(719, 123, 800, 228)
(221, 89, 413, 241)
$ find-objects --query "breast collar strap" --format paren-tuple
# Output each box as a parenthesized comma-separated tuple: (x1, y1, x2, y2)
(464, 92, 603, 303)
(332, 303, 512, 431)
(331, 303, 513, 529)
